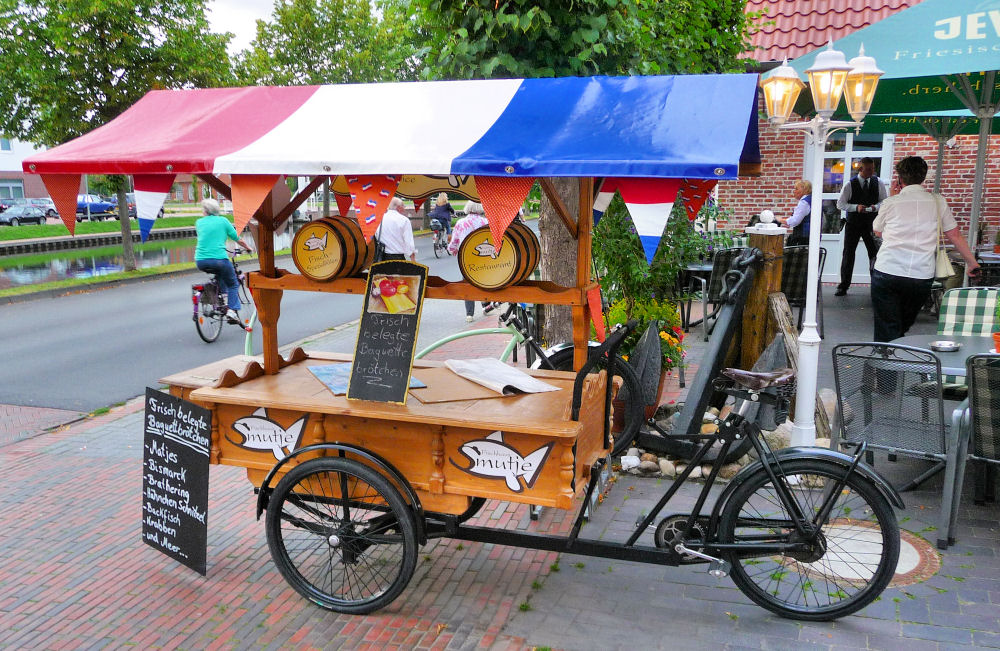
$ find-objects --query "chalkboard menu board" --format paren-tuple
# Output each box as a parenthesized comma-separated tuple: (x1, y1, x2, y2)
(348, 260, 428, 404)
(142, 388, 211, 576)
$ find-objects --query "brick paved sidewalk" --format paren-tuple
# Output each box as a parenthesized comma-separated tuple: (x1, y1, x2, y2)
(0, 403, 84, 448)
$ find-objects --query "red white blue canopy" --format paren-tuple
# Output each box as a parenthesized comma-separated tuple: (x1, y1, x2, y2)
(24, 74, 761, 248)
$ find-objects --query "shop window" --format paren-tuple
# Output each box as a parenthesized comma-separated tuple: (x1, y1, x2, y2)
(0, 138, 11, 151)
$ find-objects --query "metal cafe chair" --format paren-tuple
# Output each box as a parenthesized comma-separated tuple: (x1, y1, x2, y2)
(942, 355, 1000, 548)
(832, 343, 957, 504)
(684, 247, 745, 341)
(781, 245, 827, 339)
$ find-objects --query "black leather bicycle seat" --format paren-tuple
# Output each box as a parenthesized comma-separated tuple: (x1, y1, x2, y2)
(721, 367, 795, 390)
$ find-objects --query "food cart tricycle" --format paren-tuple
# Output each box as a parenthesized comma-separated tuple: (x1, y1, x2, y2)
(25, 74, 902, 622)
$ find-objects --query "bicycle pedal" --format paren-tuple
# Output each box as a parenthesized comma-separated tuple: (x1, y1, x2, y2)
(708, 559, 731, 578)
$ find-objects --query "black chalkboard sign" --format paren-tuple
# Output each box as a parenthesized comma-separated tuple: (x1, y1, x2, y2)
(142, 388, 211, 576)
(348, 260, 428, 404)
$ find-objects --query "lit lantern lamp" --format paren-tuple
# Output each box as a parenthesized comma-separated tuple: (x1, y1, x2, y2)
(805, 41, 853, 118)
(760, 59, 805, 126)
(845, 45, 884, 122)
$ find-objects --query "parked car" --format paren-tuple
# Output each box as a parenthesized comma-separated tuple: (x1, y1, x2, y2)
(76, 194, 116, 221)
(123, 192, 165, 219)
(0, 204, 47, 226)
(7, 197, 57, 218)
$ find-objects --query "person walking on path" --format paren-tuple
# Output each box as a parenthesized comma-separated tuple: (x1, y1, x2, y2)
(428, 192, 455, 235)
(449, 201, 489, 321)
(778, 179, 812, 246)
(835, 156, 887, 296)
(870, 156, 980, 341)
(195, 198, 251, 323)
(377, 197, 416, 262)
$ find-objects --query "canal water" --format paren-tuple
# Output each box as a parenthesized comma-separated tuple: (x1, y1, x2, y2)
(0, 229, 298, 288)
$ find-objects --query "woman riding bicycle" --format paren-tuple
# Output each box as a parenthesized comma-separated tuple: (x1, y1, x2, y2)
(195, 198, 251, 324)
(428, 192, 455, 236)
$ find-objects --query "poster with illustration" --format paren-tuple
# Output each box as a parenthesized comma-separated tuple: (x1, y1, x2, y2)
(348, 260, 428, 404)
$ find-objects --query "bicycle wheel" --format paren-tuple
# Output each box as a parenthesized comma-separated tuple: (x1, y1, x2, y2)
(433, 234, 442, 258)
(718, 458, 899, 621)
(194, 283, 224, 343)
(265, 457, 417, 615)
(546, 347, 644, 457)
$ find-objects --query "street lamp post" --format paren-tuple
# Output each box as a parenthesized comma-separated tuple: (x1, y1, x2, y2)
(760, 43, 882, 447)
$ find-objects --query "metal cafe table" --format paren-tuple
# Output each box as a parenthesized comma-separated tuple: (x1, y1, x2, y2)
(892, 334, 998, 376)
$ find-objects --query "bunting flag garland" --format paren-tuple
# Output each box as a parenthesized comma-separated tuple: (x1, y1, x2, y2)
(678, 178, 718, 223)
(40, 174, 82, 235)
(587, 286, 606, 342)
(474, 175, 536, 254)
(231, 174, 281, 233)
(344, 175, 401, 241)
(133, 174, 176, 242)
(334, 192, 353, 218)
(613, 178, 683, 263)
(592, 178, 614, 225)
(412, 197, 426, 213)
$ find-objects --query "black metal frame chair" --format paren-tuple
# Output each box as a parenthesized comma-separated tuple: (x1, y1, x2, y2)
(684, 247, 745, 341)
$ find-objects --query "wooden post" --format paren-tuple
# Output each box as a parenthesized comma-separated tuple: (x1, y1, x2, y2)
(574, 177, 594, 371)
(255, 192, 283, 374)
(741, 232, 784, 369)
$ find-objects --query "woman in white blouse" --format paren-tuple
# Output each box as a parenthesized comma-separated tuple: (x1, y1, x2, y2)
(870, 156, 980, 341)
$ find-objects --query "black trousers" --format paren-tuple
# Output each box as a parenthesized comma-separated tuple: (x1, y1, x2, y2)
(870, 269, 933, 342)
(382, 253, 406, 261)
(839, 214, 880, 290)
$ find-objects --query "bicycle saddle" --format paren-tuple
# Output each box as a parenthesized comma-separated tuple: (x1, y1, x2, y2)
(721, 367, 795, 390)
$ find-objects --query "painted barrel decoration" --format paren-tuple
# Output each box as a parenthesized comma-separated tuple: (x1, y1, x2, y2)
(458, 224, 539, 290)
(291, 217, 370, 281)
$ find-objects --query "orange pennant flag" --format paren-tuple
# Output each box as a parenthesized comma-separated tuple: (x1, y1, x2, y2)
(587, 285, 606, 342)
(475, 176, 535, 254)
(231, 174, 281, 233)
(678, 179, 718, 222)
(40, 174, 82, 235)
(334, 192, 353, 218)
(344, 175, 401, 241)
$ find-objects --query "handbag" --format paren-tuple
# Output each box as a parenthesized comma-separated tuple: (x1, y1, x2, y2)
(372, 223, 387, 263)
(934, 194, 955, 280)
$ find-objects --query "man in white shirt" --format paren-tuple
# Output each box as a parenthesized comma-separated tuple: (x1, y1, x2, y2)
(870, 156, 979, 341)
(835, 157, 888, 296)
(375, 197, 416, 262)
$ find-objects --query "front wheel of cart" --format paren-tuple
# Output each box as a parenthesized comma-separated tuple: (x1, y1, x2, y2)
(265, 456, 418, 614)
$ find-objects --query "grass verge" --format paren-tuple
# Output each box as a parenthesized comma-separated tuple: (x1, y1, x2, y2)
(0, 215, 219, 242)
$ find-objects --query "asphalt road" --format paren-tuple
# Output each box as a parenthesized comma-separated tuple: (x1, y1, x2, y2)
(0, 233, 481, 412)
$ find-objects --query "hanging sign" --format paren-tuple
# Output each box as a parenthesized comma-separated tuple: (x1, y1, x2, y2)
(142, 388, 211, 576)
(348, 260, 428, 404)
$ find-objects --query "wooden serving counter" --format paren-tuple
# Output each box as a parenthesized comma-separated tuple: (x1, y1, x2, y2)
(161, 351, 610, 514)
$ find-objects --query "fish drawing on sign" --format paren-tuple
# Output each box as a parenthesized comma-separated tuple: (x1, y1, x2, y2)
(227, 408, 307, 460)
(450, 432, 552, 492)
(303, 232, 328, 251)
(473, 242, 498, 259)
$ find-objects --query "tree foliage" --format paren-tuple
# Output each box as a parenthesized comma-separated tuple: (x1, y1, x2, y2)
(234, 0, 420, 85)
(412, 0, 754, 80)
(0, 0, 232, 146)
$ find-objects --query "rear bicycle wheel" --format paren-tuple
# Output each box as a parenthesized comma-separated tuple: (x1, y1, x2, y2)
(545, 347, 643, 457)
(194, 283, 224, 343)
(265, 457, 417, 614)
(718, 458, 899, 621)
(432, 234, 443, 258)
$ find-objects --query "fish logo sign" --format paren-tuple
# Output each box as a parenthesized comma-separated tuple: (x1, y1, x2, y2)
(226, 408, 307, 460)
(473, 242, 499, 259)
(450, 432, 552, 493)
(303, 232, 328, 251)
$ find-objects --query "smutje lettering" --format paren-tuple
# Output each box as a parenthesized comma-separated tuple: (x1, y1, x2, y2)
(227, 408, 307, 460)
(450, 432, 552, 492)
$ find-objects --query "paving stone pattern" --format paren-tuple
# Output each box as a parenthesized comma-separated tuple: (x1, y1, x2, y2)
(1, 290, 998, 650)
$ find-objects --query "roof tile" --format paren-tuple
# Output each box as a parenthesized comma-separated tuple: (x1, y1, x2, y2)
(745, 0, 924, 61)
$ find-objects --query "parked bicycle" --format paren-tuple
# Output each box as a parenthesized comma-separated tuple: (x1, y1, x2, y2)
(191, 252, 255, 343)
(415, 301, 644, 457)
(430, 218, 450, 258)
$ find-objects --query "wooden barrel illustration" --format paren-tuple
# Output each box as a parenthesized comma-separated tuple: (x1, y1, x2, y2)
(291, 217, 369, 281)
(458, 225, 538, 290)
(507, 221, 540, 284)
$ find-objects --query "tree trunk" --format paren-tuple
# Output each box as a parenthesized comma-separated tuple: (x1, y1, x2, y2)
(117, 186, 136, 272)
(539, 177, 579, 346)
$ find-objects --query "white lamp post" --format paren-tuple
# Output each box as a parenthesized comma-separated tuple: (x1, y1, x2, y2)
(760, 42, 882, 447)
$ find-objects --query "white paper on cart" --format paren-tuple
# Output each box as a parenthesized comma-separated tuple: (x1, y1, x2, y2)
(444, 358, 561, 396)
